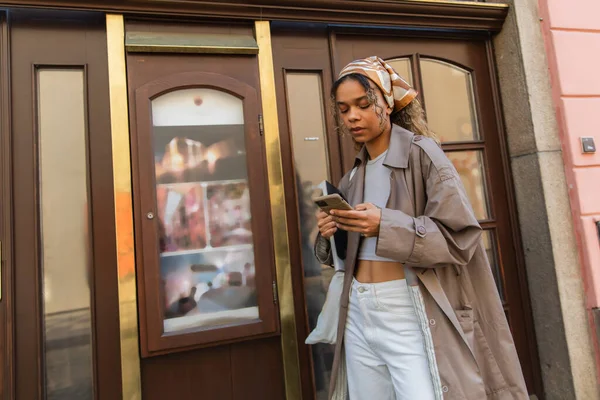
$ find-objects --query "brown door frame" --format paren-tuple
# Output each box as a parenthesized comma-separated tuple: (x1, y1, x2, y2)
(0, 10, 14, 400)
(329, 27, 543, 397)
(6, 9, 123, 399)
(269, 22, 542, 399)
(124, 21, 287, 398)
(271, 24, 343, 399)
(132, 71, 279, 356)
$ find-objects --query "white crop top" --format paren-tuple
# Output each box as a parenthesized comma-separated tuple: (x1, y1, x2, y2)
(358, 150, 398, 262)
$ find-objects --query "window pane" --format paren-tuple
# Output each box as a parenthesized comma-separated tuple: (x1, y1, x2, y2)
(446, 150, 490, 220)
(387, 58, 413, 86)
(286, 73, 330, 187)
(38, 69, 93, 399)
(420, 59, 479, 142)
(286, 72, 334, 398)
(152, 88, 259, 334)
(482, 230, 505, 303)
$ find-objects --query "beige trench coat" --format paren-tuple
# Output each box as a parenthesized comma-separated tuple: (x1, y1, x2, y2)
(315, 125, 528, 400)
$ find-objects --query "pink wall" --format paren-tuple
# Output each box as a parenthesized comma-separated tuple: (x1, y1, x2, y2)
(538, 0, 600, 376)
(539, 0, 600, 305)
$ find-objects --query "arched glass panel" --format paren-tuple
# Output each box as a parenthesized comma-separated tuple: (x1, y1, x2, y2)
(420, 59, 479, 142)
(387, 58, 413, 86)
(152, 88, 243, 127)
(151, 88, 258, 334)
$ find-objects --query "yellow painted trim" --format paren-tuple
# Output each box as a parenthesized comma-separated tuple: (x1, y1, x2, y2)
(106, 14, 142, 400)
(255, 20, 302, 400)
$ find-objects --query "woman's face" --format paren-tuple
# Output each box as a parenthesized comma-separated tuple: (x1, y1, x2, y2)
(335, 78, 392, 145)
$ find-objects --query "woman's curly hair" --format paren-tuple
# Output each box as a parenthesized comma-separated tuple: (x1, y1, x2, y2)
(331, 73, 438, 150)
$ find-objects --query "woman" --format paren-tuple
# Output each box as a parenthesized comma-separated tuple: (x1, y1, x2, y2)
(314, 56, 528, 400)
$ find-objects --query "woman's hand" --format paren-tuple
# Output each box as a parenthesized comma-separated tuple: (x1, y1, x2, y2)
(317, 210, 338, 239)
(330, 203, 381, 237)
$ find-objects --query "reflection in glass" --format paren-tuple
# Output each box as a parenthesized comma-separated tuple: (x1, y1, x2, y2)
(286, 72, 333, 399)
(420, 59, 479, 142)
(482, 230, 505, 303)
(286, 73, 330, 187)
(38, 69, 93, 399)
(446, 150, 490, 220)
(152, 88, 258, 334)
(387, 58, 413, 86)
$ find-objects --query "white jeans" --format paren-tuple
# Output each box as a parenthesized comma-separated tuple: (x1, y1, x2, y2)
(345, 278, 436, 400)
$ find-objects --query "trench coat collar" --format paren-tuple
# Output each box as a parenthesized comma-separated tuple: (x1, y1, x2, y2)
(354, 124, 414, 169)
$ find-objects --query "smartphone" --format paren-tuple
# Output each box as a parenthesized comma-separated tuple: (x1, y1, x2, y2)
(313, 193, 353, 213)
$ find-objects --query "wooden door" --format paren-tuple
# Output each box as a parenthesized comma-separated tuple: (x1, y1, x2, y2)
(271, 26, 341, 400)
(5, 10, 122, 399)
(273, 26, 542, 399)
(125, 21, 284, 400)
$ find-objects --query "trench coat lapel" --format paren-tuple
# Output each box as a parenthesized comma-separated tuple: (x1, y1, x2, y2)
(417, 269, 477, 361)
(343, 161, 365, 279)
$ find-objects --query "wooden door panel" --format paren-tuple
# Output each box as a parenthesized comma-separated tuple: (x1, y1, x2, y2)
(126, 21, 284, 399)
(333, 32, 540, 396)
(270, 27, 541, 399)
(271, 26, 343, 400)
(141, 345, 233, 400)
(141, 336, 286, 400)
(9, 10, 121, 399)
(230, 336, 286, 400)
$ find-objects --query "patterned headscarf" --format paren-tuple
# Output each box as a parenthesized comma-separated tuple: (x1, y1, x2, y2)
(338, 56, 417, 111)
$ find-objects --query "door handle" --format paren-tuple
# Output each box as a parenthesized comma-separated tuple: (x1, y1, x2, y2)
(303, 137, 320, 141)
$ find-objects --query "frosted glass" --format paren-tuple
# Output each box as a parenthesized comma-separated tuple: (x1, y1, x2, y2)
(151, 87, 258, 334)
(152, 88, 243, 127)
(38, 68, 93, 400)
(421, 59, 479, 143)
(387, 58, 413, 86)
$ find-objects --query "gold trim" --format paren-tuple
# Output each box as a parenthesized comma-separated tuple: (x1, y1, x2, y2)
(106, 14, 142, 400)
(255, 20, 302, 400)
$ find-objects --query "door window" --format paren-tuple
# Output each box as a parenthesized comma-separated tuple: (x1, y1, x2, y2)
(419, 58, 480, 142)
(38, 68, 94, 399)
(388, 56, 504, 302)
(285, 71, 334, 398)
(151, 88, 258, 334)
(133, 71, 278, 355)
(274, 30, 539, 398)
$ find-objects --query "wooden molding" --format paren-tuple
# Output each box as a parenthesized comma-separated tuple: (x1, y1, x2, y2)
(0, 0, 509, 32)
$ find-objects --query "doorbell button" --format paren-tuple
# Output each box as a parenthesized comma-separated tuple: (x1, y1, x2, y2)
(581, 137, 596, 154)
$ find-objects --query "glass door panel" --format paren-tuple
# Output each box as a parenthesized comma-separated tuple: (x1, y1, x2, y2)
(38, 68, 94, 400)
(420, 59, 480, 143)
(271, 28, 343, 399)
(482, 229, 505, 303)
(286, 72, 331, 188)
(132, 70, 277, 356)
(446, 150, 491, 220)
(387, 58, 413, 86)
(151, 88, 258, 334)
(332, 33, 539, 394)
(285, 71, 334, 400)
